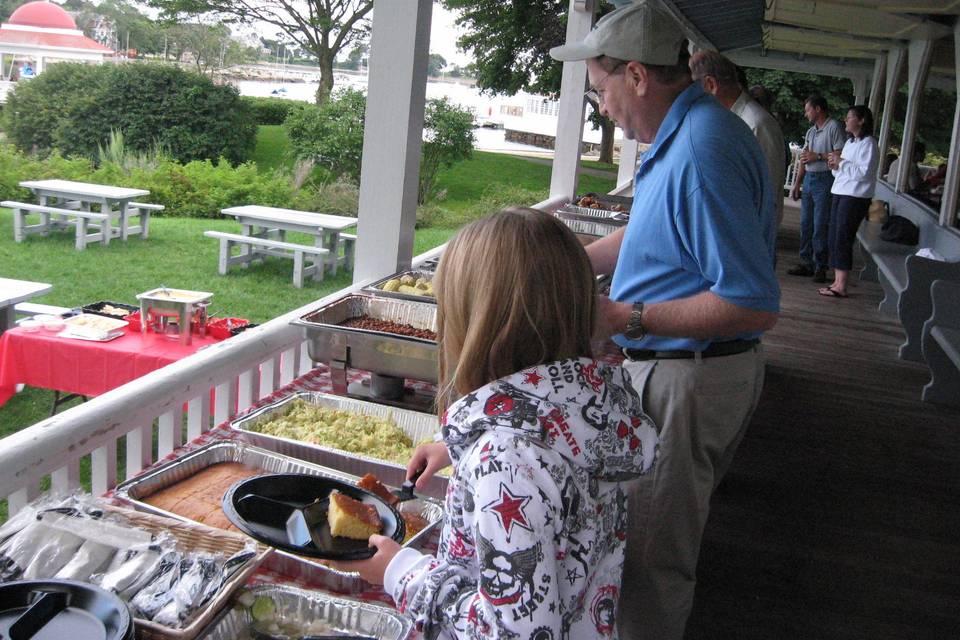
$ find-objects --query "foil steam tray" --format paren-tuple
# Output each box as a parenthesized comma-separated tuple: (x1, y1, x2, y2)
(363, 270, 436, 304)
(554, 213, 623, 238)
(198, 584, 411, 640)
(294, 294, 438, 383)
(231, 392, 445, 497)
(555, 204, 629, 224)
(113, 440, 443, 594)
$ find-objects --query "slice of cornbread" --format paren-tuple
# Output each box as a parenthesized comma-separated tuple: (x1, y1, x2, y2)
(328, 491, 381, 540)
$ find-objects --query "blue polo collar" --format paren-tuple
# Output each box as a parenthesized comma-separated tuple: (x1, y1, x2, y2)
(637, 82, 703, 176)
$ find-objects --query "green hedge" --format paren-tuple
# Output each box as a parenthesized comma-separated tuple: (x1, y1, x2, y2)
(242, 96, 308, 125)
(0, 144, 292, 218)
(4, 63, 256, 165)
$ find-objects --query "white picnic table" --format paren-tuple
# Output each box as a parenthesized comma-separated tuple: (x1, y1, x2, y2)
(221, 205, 358, 276)
(0, 277, 52, 333)
(18, 179, 151, 242)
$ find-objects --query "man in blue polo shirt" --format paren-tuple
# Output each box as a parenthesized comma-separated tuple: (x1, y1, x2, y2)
(551, 3, 780, 638)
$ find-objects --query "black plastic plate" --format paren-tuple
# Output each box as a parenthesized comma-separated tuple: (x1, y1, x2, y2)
(222, 474, 404, 560)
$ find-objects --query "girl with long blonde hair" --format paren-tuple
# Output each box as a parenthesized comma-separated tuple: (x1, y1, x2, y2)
(344, 208, 658, 639)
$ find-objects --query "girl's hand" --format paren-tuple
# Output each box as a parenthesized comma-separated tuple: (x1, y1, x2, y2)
(407, 442, 450, 491)
(330, 535, 401, 585)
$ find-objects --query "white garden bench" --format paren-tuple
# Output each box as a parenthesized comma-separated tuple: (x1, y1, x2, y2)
(125, 202, 163, 239)
(2, 200, 111, 250)
(204, 230, 330, 288)
(14, 302, 72, 318)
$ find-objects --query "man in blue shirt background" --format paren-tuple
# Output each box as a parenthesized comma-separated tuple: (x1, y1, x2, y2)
(552, 2, 780, 638)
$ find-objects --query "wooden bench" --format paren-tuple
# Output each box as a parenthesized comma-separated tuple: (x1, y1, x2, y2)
(856, 203, 960, 360)
(2, 200, 111, 250)
(14, 302, 72, 318)
(204, 230, 330, 288)
(125, 202, 163, 239)
(920, 279, 960, 408)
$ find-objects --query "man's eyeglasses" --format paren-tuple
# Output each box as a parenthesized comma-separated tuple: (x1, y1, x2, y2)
(584, 62, 625, 104)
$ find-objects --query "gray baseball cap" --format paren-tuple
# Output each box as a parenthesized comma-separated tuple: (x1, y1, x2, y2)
(549, 1, 686, 65)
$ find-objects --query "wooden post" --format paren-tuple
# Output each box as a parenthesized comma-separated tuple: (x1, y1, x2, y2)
(353, 0, 432, 283)
(939, 21, 960, 228)
(877, 47, 906, 177)
(549, 0, 596, 202)
(897, 39, 934, 193)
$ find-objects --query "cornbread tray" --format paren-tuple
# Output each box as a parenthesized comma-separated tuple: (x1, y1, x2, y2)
(113, 440, 443, 594)
(197, 584, 412, 640)
(293, 294, 438, 383)
(363, 269, 437, 304)
(231, 392, 445, 496)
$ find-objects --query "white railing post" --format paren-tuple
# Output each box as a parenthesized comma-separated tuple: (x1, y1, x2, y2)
(186, 392, 211, 441)
(125, 425, 152, 478)
(549, 0, 595, 201)
(214, 379, 238, 427)
(91, 441, 117, 496)
(353, 0, 432, 283)
(157, 410, 179, 460)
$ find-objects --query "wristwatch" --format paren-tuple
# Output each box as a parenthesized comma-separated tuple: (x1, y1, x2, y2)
(624, 302, 646, 341)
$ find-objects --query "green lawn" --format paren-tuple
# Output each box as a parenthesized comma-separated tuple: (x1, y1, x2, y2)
(252, 125, 291, 171)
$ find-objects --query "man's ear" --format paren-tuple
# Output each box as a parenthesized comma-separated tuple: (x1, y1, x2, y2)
(700, 75, 718, 96)
(625, 61, 649, 97)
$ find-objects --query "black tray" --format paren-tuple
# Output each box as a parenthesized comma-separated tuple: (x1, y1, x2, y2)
(222, 474, 404, 560)
(81, 301, 138, 319)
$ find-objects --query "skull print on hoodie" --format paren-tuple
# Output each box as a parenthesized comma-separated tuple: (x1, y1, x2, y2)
(383, 357, 658, 640)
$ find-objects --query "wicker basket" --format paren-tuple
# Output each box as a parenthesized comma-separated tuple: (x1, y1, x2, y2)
(98, 505, 271, 640)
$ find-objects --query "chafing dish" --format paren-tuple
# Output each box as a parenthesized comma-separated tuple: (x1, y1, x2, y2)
(137, 287, 213, 346)
(363, 270, 436, 304)
(293, 295, 437, 400)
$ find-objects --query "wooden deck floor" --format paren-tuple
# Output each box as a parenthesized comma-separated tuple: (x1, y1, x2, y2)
(684, 200, 960, 639)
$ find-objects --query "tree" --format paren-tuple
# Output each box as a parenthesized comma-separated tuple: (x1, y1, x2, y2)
(419, 97, 475, 203)
(284, 88, 367, 182)
(147, 0, 372, 103)
(743, 68, 853, 145)
(165, 20, 237, 75)
(427, 53, 448, 78)
(443, 0, 618, 164)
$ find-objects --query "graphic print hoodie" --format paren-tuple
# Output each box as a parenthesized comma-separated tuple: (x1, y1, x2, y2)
(384, 358, 658, 640)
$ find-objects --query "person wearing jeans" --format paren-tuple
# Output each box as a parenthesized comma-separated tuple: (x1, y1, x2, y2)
(789, 94, 846, 283)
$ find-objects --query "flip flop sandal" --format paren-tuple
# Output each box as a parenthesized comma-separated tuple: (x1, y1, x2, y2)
(818, 287, 848, 298)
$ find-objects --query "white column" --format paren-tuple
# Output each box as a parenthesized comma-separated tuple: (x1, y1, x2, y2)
(868, 55, 886, 116)
(35, 56, 43, 74)
(353, 0, 432, 283)
(877, 47, 906, 180)
(852, 74, 869, 106)
(897, 39, 934, 192)
(940, 23, 960, 227)
(617, 138, 639, 189)
(549, 0, 596, 201)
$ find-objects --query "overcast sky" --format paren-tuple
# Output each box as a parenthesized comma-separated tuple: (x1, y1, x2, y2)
(429, 5, 471, 67)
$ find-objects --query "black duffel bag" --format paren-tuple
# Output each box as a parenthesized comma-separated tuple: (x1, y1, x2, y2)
(880, 215, 920, 245)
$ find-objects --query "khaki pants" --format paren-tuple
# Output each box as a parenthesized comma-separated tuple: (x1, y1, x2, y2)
(618, 346, 765, 640)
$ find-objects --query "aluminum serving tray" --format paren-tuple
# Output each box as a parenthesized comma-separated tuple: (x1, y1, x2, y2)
(556, 203, 629, 224)
(198, 585, 411, 640)
(114, 440, 443, 595)
(294, 294, 438, 383)
(363, 270, 437, 304)
(555, 213, 623, 238)
(232, 392, 445, 496)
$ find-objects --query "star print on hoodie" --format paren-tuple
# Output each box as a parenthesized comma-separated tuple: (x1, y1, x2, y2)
(383, 358, 658, 640)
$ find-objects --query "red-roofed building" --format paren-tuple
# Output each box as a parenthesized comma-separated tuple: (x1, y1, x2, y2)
(0, 1, 112, 101)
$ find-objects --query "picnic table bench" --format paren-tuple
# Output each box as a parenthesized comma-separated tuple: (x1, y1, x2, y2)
(3, 200, 112, 250)
(204, 231, 330, 288)
(921, 279, 960, 408)
(856, 205, 960, 361)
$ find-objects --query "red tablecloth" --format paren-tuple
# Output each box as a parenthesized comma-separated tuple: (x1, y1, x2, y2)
(0, 325, 222, 406)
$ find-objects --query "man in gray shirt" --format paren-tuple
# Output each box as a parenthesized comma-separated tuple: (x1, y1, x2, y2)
(788, 94, 846, 282)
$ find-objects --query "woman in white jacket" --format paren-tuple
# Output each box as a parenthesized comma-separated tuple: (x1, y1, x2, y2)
(341, 208, 658, 639)
(820, 105, 880, 298)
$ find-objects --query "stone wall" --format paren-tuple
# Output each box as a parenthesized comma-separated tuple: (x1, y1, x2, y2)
(505, 129, 616, 155)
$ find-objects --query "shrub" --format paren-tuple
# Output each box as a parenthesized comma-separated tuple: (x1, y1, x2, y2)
(242, 96, 307, 125)
(419, 98, 475, 204)
(284, 88, 366, 182)
(4, 62, 256, 165)
(292, 178, 360, 216)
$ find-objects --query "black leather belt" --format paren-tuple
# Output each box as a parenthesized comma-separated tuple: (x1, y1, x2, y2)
(622, 338, 759, 361)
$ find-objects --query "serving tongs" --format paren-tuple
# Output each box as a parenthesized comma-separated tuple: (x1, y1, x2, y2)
(393, 466, 424, 503)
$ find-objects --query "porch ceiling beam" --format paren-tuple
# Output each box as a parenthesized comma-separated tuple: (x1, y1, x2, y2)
(765, 0, 952, 40)
(764, 24, 896, 54)
(819, 0, 960, 14)
(727, 46, 874, 79)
